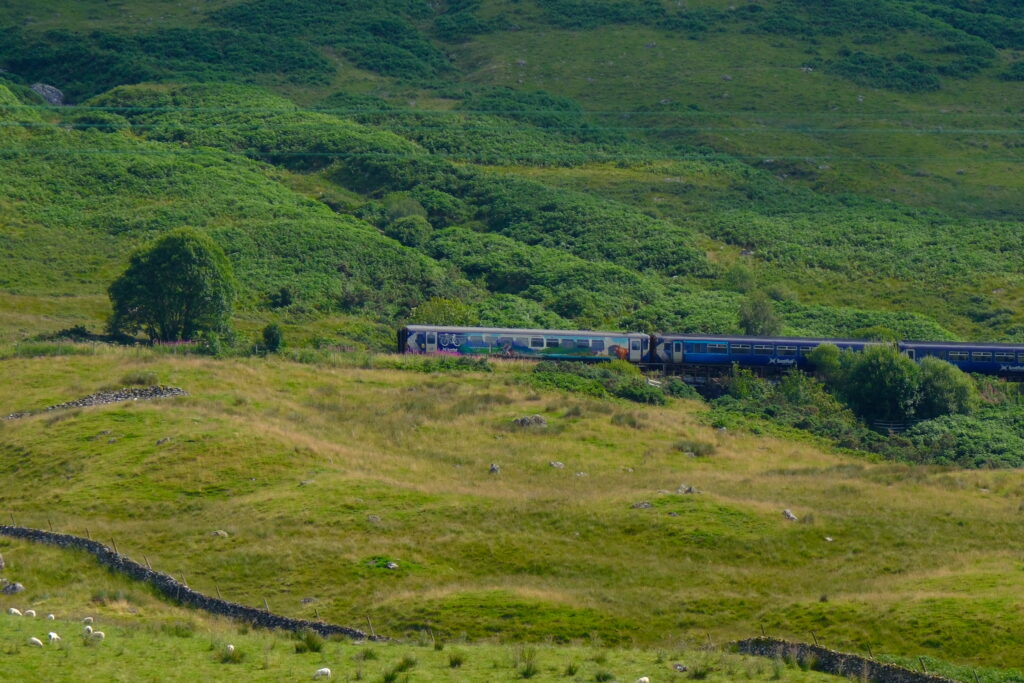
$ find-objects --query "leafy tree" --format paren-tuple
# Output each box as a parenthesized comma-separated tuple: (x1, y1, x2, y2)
(262, 323, 284, 353)
(108, 228, 236, 341)
(408, 297, 478, 326)
(917, 356, 978, 419)
(843, 345, 921, 423)
(738, 291, 782, 336)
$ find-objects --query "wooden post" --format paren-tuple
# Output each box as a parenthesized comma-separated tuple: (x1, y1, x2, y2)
(47, 517, 53, 531)
(973, 671, 981, 683)
(9, 512, 14, 526)
(180, 572, 187, 587)
(919, 657, 927, 673)
(111, 538, 118, 554)
(85, 527, 90, 540)
(760, 623, 766, 637)
(263, 598, 270, 612)
(314, 608, 320, 620)
(215, 582, 222, 600)
(811, 631, 818, 646)
(366, 616, 375, 638)
(144, 555, 152, 570)
(866, 644, 873, 659)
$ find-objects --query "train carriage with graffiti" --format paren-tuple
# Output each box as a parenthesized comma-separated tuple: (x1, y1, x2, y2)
(398, 325, 650, 362)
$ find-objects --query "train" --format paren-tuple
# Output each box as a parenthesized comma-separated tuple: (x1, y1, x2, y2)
(398, 324, 1024, 378)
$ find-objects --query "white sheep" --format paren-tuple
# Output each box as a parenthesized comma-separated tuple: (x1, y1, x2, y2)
(82, 616, 93, 624)
(48, 632, 60, 643)
(7, 607, 21, 616)
(83, 625, 93, 636)
(313, 667, 332, 679)
(46, 613, 55, 620)
(27, 637, 43, 647)
(24, 609, 35, 617)
(636, 678, 651, 683)
(225, 644, 235, 654)
(91, 631, 105, 641)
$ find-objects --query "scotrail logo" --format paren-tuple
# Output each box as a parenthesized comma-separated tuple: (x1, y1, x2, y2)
(999, 365, 1024, 372)
(768, 358, 797, 365)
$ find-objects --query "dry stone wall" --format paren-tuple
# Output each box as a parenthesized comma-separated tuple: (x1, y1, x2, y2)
(735, 638, 956, 683)
(0, 525, 377, 640)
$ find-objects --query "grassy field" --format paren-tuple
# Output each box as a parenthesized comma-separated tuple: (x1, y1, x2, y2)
(0, 542, 837, 683)
(1, 346, 1024, 675)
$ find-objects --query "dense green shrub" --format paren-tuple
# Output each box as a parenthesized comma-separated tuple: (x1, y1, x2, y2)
(0, 28, 332, 101)
(829, 51, 940, 92)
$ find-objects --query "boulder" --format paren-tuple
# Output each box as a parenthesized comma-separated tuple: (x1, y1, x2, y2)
(30, 83, 64, 105)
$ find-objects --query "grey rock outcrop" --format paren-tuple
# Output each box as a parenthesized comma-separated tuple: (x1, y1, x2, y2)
(30, 83, 64, 105)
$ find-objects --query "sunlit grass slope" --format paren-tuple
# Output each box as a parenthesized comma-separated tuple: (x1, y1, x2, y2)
(2, 348, 1024, 668)
(0, 541, 841, 683)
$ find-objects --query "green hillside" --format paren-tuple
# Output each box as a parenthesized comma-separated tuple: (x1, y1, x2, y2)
(1, 1, 1024, 677)
(0, 0, 1022, 343)
(2, 349, 1024, 675)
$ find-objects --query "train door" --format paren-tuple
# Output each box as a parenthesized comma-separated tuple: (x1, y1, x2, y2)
(629, 338, 642, 362)
(673, 340, 684, 363)
(425, 330, 437, 353)
(904, 349, 915, 361)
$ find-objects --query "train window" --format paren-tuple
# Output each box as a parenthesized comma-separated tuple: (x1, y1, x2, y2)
(546, 338, 559, 348)
(948, 351, 969, 361)
(530, 337, 544, 348)
(753, 344, 773, 355)
(426, 332, 436, 344)
(592, 339, 605, 351)
(799, 346, 813, 354)
(576, 339, 591, 349)
(777, 345, 797, 356)
(469, 335, 483, 344)
(707, 343, 728, 354)
(731, 344, 751, 354)
(1018, 353, 1024, 363)
(560, 339, 575, 349)
(972, 352, 993, 362)
(686, 342, 708, 354)
(995, 352, 1014, 362)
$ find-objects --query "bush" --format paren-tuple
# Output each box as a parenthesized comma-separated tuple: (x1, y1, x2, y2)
(262, 323, 284, 353)
(293, 629, 324, 654)
(664, 377, 701, 399)
(675, 439, 716, 457)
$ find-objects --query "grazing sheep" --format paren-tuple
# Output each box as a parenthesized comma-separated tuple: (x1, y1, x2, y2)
(46, 613, 55, 620)
(24, 609, 35, 617)
(313, 667, 332, 679)
(91, 631, 105, 641)
(48, 632, 60, 643)
(27, 637, 43, 647)
(225, 644, 235, 654)
(489, 463, 500, 474)
(83, 625, 93, 636)
(637, 678, 651, 683)
(82, 616, 93, 625)
(7, 607, 21, 616)
(782, 509, 798, 522)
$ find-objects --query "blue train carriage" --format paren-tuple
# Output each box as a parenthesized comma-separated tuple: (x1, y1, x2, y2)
(398, 325, 650, 362)
(652, 334, 876, 370)
(899, 340, 1024, 376)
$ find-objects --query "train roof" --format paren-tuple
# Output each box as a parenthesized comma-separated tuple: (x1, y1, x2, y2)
(654, 333, 877, 346)
(901, 339, 1024, 350)
(401, 325, 647, 338)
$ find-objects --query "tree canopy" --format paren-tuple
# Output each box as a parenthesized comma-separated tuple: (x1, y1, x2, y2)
(108, 228, 236, 342)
